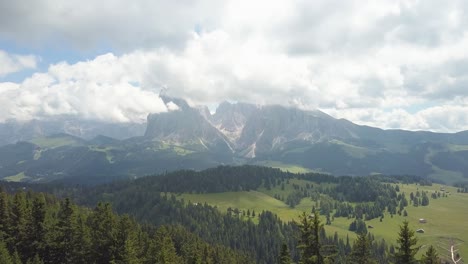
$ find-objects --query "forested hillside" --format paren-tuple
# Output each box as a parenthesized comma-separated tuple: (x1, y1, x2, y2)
(0, 165, 460, 263)
(61, 166, 429, 263)
(0, 188, 252, 264)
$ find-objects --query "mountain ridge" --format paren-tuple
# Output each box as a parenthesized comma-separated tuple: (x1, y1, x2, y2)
(1, 97, 468, 184)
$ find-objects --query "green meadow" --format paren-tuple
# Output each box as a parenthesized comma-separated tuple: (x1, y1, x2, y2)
(88, 146, 116, 163)
(253, 160, 313, 174)
(178, 181, 468, 259)
(4, 171, 30, 182)
(30, 136, 81, 148)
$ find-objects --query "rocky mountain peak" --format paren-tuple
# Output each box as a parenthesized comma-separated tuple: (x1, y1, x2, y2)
(144, 98, 233, 152)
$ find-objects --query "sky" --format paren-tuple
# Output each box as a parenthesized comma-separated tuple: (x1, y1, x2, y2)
(1, 0, 468, 132)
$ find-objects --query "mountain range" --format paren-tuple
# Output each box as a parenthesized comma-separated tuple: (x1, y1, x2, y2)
(1, 96, 468, 185)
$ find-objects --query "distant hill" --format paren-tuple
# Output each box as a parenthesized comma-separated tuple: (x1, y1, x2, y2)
(0, 117, 146, 146)
(1, 98, 468, 184)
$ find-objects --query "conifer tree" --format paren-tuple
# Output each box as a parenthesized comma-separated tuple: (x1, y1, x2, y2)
(115, 215, 139, 264)
(11, 251, 22, 264)
(0, 242, 13, 264)
(348, 233, 376, 264)
(25, 195, 46, 261)
(26, 254, 43, 264)
(89, 202, 118, 263)
(0, 188, 10, 241)
(394, 220, 419, 264)
(11, 192, 30, 262)
(157, 234, 180, 263)
(421, 245, 438, 264)
(297, 211, 323, 264)
(72, 214, 91, 263)
(49, 197, 76, 263)
(279, 243, 293, 264)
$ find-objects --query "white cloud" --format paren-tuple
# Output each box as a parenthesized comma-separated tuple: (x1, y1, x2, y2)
(2, 0, 468, 132)
(0, 53, 167, 123)
(166, 101, 180, 111)
(0, 0, 223, 51)
(0, 50, 38, 77)
(325, 102, 468, 133)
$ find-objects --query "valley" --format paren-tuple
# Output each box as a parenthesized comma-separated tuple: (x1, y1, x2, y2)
(63, 165, 466, 263)
(178, 181, 468, 259)
(2, 162, 467, 263)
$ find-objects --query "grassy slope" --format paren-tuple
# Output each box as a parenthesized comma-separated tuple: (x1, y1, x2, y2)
(88, 146, 116, 163)
(30, 136, 81, 148)
(425, 148, 465, 185)
(253, 161, 313, 174)
(379, 184, 468, 258)
(4, 171, 30, 182)
(178, 181, 468, 259)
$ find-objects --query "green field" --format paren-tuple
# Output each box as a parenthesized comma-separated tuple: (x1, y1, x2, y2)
(329, 139, 373, 158)
(178, 182, 468, 260)
(4, 171, 30, 182)
(254, 160, 314, 174)
(88, 146, 116, 163)
(30, 136, 81, 148)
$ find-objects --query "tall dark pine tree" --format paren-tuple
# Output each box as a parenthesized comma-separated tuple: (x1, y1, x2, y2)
(0, 188, 10, 241)
(394, 220, 419, 264)
(297, 211, 323, 264)
(421, 245, 439, 264)
(279, 243, 293, 264)
(114, 215, 139, 264)
(348, 233, 376, 264)
(0, 242, 13, 264)
(10, 192, 29, 262)
(50, 197, 90, 263)
(50, 197, 75, 263)
(154, 227, 181, 264)
(89, 203, 118, 263)
(26, 195, 46, 261)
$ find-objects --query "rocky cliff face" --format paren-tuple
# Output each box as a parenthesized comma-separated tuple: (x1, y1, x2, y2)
(144, 98, 368, 157)
(144, 97, 233, 152)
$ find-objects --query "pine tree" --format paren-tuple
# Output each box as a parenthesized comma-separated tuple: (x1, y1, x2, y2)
(11, 251, 22, 264)
(49, 197, 75, 263)
(0, 188, 10, 241)
(26, 254, 43, 264)
(115, 215, 139, 264)
(89, 202, 118, 263)
(394, 221, 419, 264)
(156, 231, 180, 263)
(0, 242, 13, 264)
(156, 226, 179, 264)
(296, 211, 323, 264)
(11, 192, 30, 262)
(421, 192, 429, 206)
(25, 195, 46, 260)
(421, 245, 438, 264)
(72, 214, 91, 263)
(348, 233, 376, 264)
(279, 243, 292, 264)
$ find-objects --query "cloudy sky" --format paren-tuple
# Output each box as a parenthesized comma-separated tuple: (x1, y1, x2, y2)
(1, 0, 468, 132)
